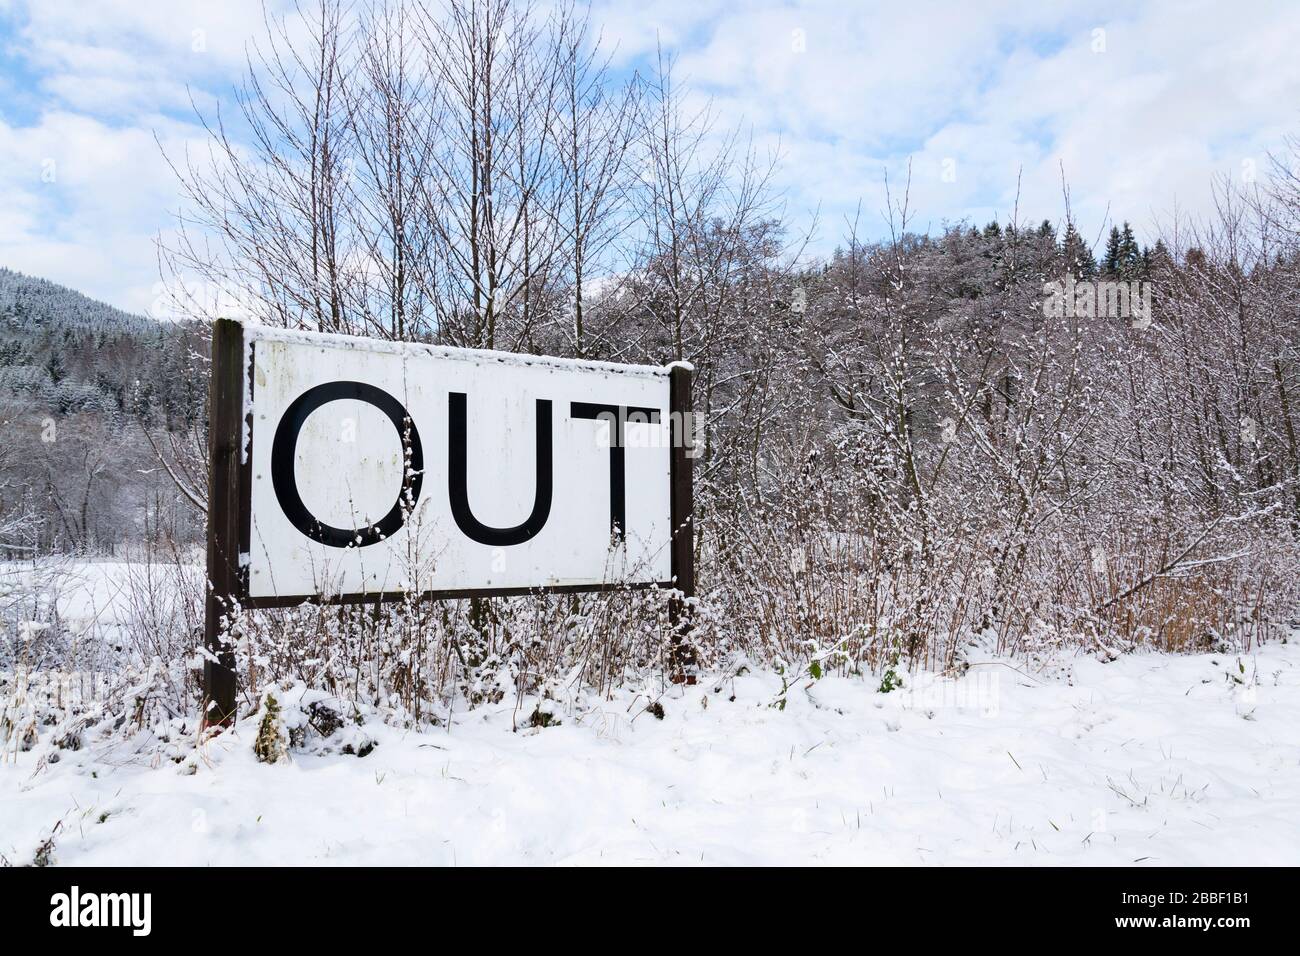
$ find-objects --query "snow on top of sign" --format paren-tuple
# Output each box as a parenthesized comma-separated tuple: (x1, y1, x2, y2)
(241, 322, 673, 379)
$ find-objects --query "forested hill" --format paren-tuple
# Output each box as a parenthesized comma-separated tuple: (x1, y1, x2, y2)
(0, 266, 204, 427)
(0, 267, 153, 334)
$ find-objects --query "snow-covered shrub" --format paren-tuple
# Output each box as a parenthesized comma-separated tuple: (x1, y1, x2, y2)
(249, 683, 375, 760)
(253, 687, 286, 764)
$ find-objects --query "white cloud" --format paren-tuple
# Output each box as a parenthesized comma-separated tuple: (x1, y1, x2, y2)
(0, 1, 275, 310)
(0, 110, 207, 311)
(1, 0, 1298, 309)
(597, 0, 1300, 254)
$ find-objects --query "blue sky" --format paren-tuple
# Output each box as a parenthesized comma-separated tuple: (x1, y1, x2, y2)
(1, 0, 1297, 313)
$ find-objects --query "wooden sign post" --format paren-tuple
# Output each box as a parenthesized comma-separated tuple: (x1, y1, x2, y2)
(668, 364, 697, 684)
(202, 318, 244, 727)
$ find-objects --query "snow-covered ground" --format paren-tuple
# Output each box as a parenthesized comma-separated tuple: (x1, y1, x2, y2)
(4, 593, 1297, 864)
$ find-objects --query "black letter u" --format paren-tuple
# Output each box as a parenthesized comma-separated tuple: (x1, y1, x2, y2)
(448, 392, 553, 546)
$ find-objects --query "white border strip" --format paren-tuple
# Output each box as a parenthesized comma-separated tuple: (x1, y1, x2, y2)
(240, 322, 674, 379)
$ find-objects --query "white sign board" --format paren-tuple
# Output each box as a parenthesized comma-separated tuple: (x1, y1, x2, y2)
(240, 328, 677, 601)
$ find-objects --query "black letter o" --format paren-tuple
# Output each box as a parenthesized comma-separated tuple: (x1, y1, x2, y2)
(271, 381, 423, 548)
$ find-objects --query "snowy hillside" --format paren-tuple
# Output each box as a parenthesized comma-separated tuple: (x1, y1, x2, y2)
(0, 266, 199, 425)
(0, 267, 153, 335)
(0, 268, 208, 556)
(2, 564, 1295, 866)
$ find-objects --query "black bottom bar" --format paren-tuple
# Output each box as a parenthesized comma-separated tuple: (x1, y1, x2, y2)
(1, 866, 1283, 940)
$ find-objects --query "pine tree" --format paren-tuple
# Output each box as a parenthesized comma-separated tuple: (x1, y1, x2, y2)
(44, 348, 66, 384)
(1103, 226, 1123, 276)
(1118, 223, 1142, 279)
(1148, 238, 1172, 272)
(1061, 223, 1098, 279)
